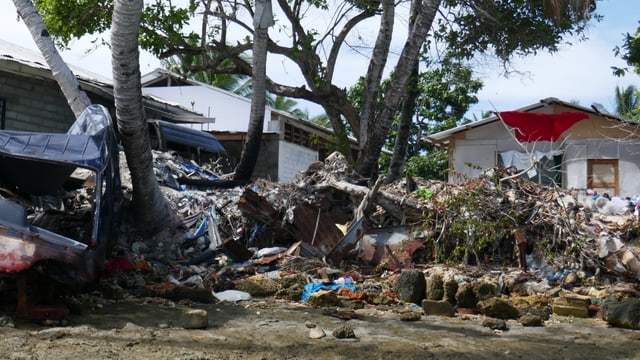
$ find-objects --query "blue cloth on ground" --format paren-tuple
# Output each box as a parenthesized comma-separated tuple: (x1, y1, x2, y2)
(301, 282, 356, 301)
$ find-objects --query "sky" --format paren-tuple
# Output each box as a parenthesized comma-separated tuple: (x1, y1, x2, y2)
(1, 0, 639, 120)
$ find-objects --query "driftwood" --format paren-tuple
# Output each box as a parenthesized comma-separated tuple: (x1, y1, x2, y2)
(311, 179, 421, 222)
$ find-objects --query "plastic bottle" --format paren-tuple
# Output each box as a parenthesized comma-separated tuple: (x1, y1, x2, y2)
(334, 276, 354, 285)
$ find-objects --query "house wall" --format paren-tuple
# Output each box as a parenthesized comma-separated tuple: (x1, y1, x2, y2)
(449, 121, 557, 181)
(278, 141, 318, 183)
(217, 133, 280, 181)
(142, 86, 272, 132)
(449, 115, 640, 197)
(563, 139, 640, 196)
(0, 71, 75, 132)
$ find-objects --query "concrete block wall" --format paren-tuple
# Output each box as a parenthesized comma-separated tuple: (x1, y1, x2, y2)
(251, 135, 279, 181)
(278, 141, 318, 183)
(218, 133, 279, 181)
(0, 71, 75, 132)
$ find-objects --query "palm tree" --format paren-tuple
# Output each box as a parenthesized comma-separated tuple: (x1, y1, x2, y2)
(162, 56, 251, 93)
(234, 0, 273, 182)
(112, 0, 179, 234)
(614, 85, 640, 120)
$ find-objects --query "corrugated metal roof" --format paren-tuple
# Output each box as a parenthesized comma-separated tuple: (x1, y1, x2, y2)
(0, 39, 210, 123)
(0, 38, 111, 85)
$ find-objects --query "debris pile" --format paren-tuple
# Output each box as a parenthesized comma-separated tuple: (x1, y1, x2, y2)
(145, 151, 640, 278)
(100, 150, 640, 331)
(5, 147, 640, 330)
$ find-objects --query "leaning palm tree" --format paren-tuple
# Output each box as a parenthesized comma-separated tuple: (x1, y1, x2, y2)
(13, 0, 91, 118)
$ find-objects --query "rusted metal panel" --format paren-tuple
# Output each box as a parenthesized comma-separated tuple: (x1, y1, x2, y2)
(323, 217, 365, 266)
(220, 237, 253, 262)
(359, 226, 425, 270)
(293, 202, 344, 255)
(237, 189, 283, 226)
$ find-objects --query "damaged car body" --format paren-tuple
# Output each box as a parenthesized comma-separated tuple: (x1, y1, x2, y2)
(0, 105, 121, 320)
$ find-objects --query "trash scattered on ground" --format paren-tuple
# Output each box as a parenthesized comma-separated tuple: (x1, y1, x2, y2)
(2, 148, 640, 332)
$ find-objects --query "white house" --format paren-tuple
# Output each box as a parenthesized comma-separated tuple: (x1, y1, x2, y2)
(141, 68, 354, 183)
(425, 97, 640, 198)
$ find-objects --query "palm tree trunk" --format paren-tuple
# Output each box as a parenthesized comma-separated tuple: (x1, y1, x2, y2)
(12, 0, 91, 118)
(234, 0, 273, 182)
(385, 0, 421, 184)
(112, 0, 178, 234)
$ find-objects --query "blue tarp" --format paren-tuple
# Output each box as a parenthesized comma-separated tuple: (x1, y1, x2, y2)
(301, 282, 357, 302)
(150, 120, 226, 154)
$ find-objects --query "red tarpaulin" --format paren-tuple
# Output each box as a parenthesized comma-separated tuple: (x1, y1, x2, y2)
(498, 111, 589, 142)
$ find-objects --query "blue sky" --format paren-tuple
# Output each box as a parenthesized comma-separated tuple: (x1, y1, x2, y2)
(467, 0, 640, 118)
(1, 0, 639, 120)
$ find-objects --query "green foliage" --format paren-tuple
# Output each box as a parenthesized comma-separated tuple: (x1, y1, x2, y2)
(34, 0, 197, 55)
(413, 187, 433, 200)
(613, 21, 640, 76)
(437, 0, 598, 62)
(34, 0, 114, 47)
(614, 85, 640, 120)
(326, 129, 351, 159)
(612, 22, 640, 120)
(404, 148, 448, 181)
(140, 2, 198, 57)
(421, 177, 513, 265)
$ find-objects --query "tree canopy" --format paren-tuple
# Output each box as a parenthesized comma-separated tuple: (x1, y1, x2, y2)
(34, 0, 599, 180)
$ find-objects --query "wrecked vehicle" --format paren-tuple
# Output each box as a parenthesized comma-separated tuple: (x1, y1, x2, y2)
(0, 105, 121, 320)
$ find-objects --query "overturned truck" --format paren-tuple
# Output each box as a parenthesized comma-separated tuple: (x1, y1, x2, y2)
(0, 105, 121, 320)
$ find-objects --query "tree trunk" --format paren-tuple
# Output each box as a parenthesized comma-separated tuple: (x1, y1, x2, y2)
(358, 0, 395, 152)
(112, 0, 178, 234)
(12, 0, 91, 119)
(386, 60, 419, 184)
(357, 0, 441, 180)
(234, 0, 273, 182)
(386, 0, 421, 184)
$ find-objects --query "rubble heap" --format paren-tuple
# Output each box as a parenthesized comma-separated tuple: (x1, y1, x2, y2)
(108, 151, 640, 330)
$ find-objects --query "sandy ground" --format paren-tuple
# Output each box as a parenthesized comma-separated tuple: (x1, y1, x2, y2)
(1, 295, 639, 360)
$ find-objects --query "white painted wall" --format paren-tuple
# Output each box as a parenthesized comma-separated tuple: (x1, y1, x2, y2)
(451, 141, 498, 181)
(563, 141, 587, 191)
(142, 86, 272, 132)
(277, 141, 318, 183)
(454, 133, 640, 197)
(563, 139, 640, 196)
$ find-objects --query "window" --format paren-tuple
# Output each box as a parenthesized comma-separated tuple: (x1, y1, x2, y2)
(498, 150, 563, 186)
(587, 159, 618, 196)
